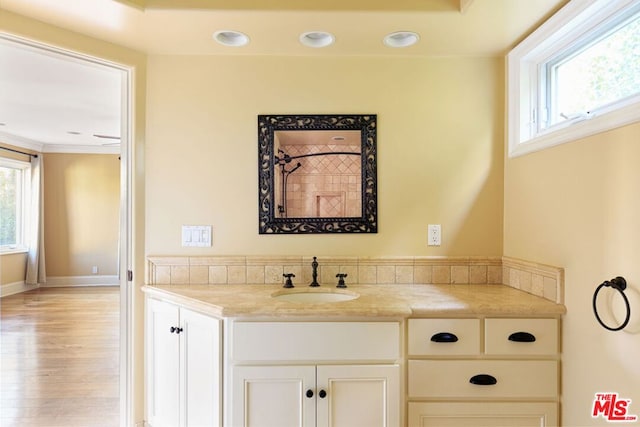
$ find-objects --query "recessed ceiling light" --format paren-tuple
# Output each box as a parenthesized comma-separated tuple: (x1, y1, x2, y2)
(299, 31, 335, 48)
(67, 131, 81, 135)
(383, 31, 420, 48)
(213, 30, 250, 47)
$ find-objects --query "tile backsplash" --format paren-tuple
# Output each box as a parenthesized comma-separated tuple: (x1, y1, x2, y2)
(147, 255, 563, 304)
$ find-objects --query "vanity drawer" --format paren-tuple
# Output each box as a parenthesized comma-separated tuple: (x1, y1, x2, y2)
(408, 402, 558, 427)
(408, 360, 558, 399)
(408, 319, 480, 356)
(230, 321, 400, 362)
(485, 318, 558, 355)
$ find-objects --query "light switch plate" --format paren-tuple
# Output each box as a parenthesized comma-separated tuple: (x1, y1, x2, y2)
(182, 225, 212, 247)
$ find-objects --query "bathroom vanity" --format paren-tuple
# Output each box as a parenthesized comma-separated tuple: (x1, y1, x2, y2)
(142, 283, 564, 427)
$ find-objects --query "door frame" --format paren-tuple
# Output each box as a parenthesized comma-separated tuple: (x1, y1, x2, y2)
(118, 59, 135, 427)
(0, 33, 135, 426)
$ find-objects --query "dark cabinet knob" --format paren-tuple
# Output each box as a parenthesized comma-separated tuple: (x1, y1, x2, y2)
(170, 326, 177, 333)
(306, 389, 314, 398)
(508, 331, 536, 342)
(469, 374, 497, 386)
(430, 332, 459, 343)
(175, 327, 183, 334)
(318, 390, 327, 398)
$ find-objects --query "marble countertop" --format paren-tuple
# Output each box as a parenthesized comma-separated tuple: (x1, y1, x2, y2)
(142, 283, 566, 319)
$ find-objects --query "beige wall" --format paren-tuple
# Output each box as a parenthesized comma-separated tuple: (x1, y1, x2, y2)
(504, 122, 640, 426)
(0, 252, 27, 285)
(44, 153, 120, 277)
(146, 55, 504, 257)
(0, 151, 120, 284)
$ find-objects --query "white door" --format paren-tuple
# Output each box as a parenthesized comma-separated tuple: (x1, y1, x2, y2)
(232, 365, 316, 427)
(316, 365, 400, 427)
(146, 299, 180, 427)
(181, 308, 221, 427)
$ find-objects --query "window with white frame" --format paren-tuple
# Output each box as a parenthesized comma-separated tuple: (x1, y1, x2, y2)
(0, 158, 31, 252)
(508, 0, 640, 157)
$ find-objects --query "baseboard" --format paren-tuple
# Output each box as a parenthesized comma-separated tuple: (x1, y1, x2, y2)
(1, 281, 39, 297)
(43, 275, 120, 287)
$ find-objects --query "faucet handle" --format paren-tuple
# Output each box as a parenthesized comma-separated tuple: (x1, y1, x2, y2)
(283, 273, 295, 288)
(336, 273, 348, 288)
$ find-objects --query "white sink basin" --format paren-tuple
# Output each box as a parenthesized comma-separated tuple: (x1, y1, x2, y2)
(271, 289, 359, 303)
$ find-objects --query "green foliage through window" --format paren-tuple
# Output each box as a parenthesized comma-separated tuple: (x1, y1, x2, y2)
(0, 166, 19, 246)
(548, 9, 640, 126)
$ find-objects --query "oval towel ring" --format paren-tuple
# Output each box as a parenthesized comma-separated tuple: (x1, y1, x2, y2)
(592, 276, 631, 331)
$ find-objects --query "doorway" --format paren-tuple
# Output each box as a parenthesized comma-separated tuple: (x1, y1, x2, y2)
(0, 34, 133, 425)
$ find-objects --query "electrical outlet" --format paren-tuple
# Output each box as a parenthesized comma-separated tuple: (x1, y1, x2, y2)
(427, 224, 441, 246)
(92, 266, 98, 274)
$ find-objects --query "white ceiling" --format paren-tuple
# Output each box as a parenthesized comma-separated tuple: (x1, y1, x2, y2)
(0, 0, 568, 153)
(0, 36, 123, 153)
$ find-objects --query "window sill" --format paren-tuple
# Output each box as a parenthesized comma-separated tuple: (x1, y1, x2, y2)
(509, 101, 640, 158)
(0, 248, 29, 256)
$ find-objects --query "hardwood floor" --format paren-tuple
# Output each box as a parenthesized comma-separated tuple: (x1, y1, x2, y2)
(1, 287, 120, 426)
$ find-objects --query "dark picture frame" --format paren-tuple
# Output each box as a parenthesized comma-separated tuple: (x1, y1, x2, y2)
(258, 114, 377, 234)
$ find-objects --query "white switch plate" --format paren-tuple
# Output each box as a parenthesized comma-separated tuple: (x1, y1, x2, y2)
(427, 224, 441, 246)
(182, 225, 212, 247)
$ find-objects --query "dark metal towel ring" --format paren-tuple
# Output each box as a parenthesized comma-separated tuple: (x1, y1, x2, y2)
(592, 276, 631, 331)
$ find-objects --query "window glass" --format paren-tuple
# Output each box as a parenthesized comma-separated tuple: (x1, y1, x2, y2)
(547, 11, 640, 127)
(0, 166, 19, 246)
(0, 161, 29, 251)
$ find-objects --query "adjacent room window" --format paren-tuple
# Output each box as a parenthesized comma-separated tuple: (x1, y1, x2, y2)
(508, 0, 640, 157)
(0, 158, 31, 252)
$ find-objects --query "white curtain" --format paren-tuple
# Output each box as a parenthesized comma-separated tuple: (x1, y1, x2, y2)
(25, 155, 46, 285)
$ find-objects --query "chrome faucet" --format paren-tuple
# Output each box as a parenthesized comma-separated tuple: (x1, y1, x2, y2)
(310, 256, 320, 287)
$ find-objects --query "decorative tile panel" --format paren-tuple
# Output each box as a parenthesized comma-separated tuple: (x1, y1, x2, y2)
(502, 256, 564, 304)
(146, 255, 563, 303)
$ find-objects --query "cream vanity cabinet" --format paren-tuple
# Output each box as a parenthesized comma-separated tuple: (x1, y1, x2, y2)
(145, 298, 222, 427)
(407, 317, 560, 427)
(225, 320, 401, 427)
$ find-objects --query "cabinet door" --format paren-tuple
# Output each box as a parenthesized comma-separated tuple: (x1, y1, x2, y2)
(146, 298, 180, 427)
(232, 365, 316, 427)
(180, 308, 221, 427)
(316, 365, 400, 427)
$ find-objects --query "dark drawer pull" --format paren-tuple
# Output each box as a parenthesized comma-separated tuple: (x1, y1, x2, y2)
(430, 332, 458, 343)
(508, 331, 536, 342)
(469, 374, 497, 386)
